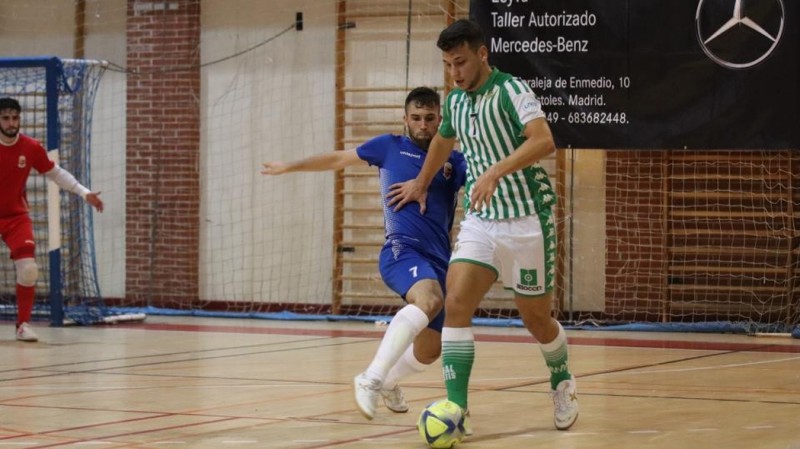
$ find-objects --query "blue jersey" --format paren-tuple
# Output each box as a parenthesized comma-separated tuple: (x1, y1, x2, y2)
(357, 134, 466, 263)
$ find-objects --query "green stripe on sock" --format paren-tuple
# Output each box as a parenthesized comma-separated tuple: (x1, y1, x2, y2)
(442, 340, 474, 410)
(542, 341, 571, 389)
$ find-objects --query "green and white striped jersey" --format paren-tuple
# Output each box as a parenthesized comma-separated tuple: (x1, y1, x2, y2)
(440, 68, 555, 220)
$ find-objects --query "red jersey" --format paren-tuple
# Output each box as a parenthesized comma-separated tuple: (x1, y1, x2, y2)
(0, 134, 55, 218)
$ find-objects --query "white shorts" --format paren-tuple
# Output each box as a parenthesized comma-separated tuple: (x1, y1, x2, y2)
(450, 211, 556, 296)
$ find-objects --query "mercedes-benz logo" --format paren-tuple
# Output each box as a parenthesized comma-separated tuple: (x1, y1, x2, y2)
(695, 0, 785, 69)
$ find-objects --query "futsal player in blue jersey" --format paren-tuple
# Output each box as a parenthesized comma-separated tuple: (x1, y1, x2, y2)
(261, 87, 466, 420)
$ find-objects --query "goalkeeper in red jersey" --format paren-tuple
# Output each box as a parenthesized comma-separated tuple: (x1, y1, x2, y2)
(0, 97, 104, 342)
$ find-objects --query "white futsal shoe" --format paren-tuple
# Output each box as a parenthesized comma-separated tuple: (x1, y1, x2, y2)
(353, 372, 381, 419)
(380, 385, 409, 413)
(551, 375, 579, 430)
(16, 322, 39, 342)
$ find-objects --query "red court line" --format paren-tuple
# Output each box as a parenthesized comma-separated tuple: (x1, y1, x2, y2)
(115, 322, 800, 353)
(27, 416, 238, 448)
(0, 413, 169, 441)
(301, 427, 414, 449)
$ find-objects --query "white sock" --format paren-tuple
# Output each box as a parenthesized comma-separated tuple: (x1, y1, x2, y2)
(539, 321, 567, 352)
(441, 326, 474, 342)
(365, 304, 429, 383)
(383, 344, 429, 390)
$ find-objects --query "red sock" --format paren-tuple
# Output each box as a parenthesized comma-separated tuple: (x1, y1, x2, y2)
(16, 284, 34, 326)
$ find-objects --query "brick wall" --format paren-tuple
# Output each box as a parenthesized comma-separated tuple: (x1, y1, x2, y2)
(125, 0, 200, 306)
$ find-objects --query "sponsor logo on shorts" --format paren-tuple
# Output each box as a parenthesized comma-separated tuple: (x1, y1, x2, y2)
(517, 284, 543, 292)
(390, 239, 403, 260)
(517, 268, 543, 292)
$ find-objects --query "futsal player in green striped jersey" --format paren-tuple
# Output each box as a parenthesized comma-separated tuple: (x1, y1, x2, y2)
(388, 19, 579, 433)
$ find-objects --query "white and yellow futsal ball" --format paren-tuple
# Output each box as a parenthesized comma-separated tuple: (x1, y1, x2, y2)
(417, 399, 465, 448)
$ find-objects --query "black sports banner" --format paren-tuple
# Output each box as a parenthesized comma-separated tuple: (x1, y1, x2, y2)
(471, 0, 798, 149)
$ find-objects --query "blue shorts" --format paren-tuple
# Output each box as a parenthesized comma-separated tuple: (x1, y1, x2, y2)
(379, 239, 447, 332)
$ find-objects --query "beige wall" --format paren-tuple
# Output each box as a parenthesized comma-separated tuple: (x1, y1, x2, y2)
(564, 150, 606, 312)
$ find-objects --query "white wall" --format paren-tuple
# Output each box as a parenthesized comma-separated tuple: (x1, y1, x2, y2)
(200, 1, 338, 303)
(0, 1, 75, 56)
(198, 1, 458, 305)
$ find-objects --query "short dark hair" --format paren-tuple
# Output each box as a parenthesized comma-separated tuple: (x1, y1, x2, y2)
(405, 87, 440, 111)
(437, 19, 485, 52)
(0, 97, 21, 113)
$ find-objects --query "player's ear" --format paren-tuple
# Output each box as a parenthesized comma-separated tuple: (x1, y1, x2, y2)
(478, 46, 488, 63)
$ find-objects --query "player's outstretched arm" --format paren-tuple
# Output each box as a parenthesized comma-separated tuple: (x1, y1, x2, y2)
(43, 165, 104, 212)
(261, 149, 366, 176)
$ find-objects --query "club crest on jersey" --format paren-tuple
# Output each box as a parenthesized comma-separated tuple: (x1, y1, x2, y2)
(17, 155, 26, 168)
(443, 162, 453, 179)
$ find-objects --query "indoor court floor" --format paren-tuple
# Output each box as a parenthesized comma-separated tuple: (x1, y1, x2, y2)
(1, 316, 799, 448)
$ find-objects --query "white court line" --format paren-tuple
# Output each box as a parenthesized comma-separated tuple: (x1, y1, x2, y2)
(68, 443, 114, 446)
(559, 432, 599, 437)
(744, 425, 774, 430)
(406, 355, 800, 384)
(0, 384, 333, 392)
(392, 376, 550, 385)
(400, 355, 800, 384)
(594, 355, 800, 377)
